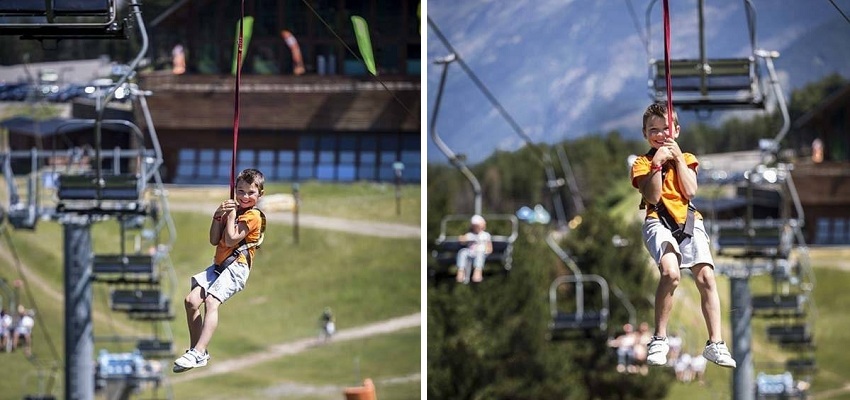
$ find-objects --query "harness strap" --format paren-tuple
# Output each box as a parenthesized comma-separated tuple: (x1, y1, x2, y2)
(640, 149, 696, 243)
(214, 208, 266, 274)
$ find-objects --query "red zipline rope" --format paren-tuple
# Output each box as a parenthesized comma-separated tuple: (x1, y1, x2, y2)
(662, 0, 674, 137)
(230, 0, 245, 199)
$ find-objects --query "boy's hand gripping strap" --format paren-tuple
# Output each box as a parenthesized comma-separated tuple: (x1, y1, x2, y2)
(215, 208, 267, 274)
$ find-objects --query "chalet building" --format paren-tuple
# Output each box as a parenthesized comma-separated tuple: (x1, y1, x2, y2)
(1, 0, 420, 185)
(140, 0, 421, 184)
(791, 83, 850, 245)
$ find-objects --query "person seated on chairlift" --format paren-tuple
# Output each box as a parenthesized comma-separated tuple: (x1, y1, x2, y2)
(456, 215, 493, 283)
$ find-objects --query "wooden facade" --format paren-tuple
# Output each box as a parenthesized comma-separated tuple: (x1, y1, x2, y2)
(791, 84, 850, 244)
(137, 73, 420, 184)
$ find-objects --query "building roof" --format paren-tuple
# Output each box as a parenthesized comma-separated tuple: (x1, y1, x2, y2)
(0, 115, 131, 137)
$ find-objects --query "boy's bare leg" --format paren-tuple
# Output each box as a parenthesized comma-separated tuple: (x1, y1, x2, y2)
(692, 263, 722, 342)
(193, 295, 222, 354)
(184, 286, 205, 348)
(654, 245, 680, 338)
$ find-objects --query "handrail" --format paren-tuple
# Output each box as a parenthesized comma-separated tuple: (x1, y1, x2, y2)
(549, 274, 610, 322)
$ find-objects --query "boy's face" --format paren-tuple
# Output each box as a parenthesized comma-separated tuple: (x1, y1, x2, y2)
(643, 114, 680, 149)
(471, 223, 484, 233)
(234, 180, 263, 209)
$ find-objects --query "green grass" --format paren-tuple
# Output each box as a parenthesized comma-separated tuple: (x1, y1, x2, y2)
(169, 327, 421, 400)
(664, 250, 850, 400)
(0, 197, 419, 399)
(268, 181, 420, 226)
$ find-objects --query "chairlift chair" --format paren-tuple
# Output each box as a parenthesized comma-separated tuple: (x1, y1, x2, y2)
(430, 214, 518, 284)
(548, 274, 610, 340)
(92, 254, 158, 284)
(0, 0, 126, 40)
(135, 338, 173, 358)
(646, 0, 765, 110)
(765, 323, 814, 349)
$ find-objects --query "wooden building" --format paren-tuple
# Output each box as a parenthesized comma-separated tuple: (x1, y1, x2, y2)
(791, 84, 850, 245)
(138, 73, 419, 184)
(138, 0, 421, 184)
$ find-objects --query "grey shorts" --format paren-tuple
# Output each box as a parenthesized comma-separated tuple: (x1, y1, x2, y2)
(642, 218, 714, 270)
(191, 261, 250, 303)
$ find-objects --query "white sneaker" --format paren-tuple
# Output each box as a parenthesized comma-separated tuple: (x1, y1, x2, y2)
(703, 341, 736, 368)
(646, 336, 669, 366)
(173, 348, 209, 373)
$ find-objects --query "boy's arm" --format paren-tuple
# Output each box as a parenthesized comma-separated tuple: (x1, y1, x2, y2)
(673, 155, 698, 199)
(222, 209, 259, 247)
(209, 219, 223, 245)
(209, 202, 231, 245)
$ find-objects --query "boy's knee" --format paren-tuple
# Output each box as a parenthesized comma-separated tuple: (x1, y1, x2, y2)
(660, 266, 681, 285)
(184, 294, 201, 309)
(204, 296, 221, 310)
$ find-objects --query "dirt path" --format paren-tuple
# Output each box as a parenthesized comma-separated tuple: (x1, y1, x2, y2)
(167, 202, 420, 239)
(170, 313, 421, 385)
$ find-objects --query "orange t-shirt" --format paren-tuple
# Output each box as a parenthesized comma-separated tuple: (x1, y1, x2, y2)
(214, 208, 263, 267)
(630, 152, 702, 224)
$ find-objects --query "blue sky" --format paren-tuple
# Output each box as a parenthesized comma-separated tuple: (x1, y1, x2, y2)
(426, 0, 850, 162)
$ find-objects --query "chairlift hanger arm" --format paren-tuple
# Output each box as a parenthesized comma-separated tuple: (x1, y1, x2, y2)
(429, 52, 482, 215)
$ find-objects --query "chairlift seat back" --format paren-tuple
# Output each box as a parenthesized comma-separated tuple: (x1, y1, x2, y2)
(109, 288, 164, 311)
(92, 254, 157, 283)
(715, 219, 793, 258)
(136, 338, 173, 357)
(766, 324, 813, 347)
(650, 58, 763, 109)
(751, 294, 806, 317)
(58, 173, 141, 201)
(0, 0, 111, 15)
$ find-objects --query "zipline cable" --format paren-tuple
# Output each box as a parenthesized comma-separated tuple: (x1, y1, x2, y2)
(230, 0, 245, 199)
(624, 0, 650, 57)
(827, 0, 850, 25)
(662, 0, 675, 134)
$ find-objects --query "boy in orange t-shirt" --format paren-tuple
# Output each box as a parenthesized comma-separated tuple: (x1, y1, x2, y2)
(630, 103, 736, 369)
(174, 168, 266, 372)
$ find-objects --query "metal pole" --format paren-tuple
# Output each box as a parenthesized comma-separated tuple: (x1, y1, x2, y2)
(731, 275, 754, 400)
(698, 0, 708, 97)
(292, 183, 300, 245)
(63, 218, 93, 400)
(395, 170, 401, 216)
(430, 54, 482, 215)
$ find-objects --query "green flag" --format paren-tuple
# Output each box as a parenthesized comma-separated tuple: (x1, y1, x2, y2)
(232, 16, 254, 75)
(351, 15, 376, 76)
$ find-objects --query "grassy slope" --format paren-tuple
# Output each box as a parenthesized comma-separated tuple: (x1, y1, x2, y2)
(0, 183, 421, 399)
(170, 327, 420, 400)
(664, 250, 850, 400)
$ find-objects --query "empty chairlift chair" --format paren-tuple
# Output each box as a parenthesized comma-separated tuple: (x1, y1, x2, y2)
(645, 0, 765, 111)
(766, 323, 814, 350)
(430, 214, 518, 284)
(135, 338, 173, 358)
(649, 58, 763, 110)
(548, 275, 610, 340)
(91, 254, 158, 283)
(110, 288, 172, 320)
(0, 0, 126, 40)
